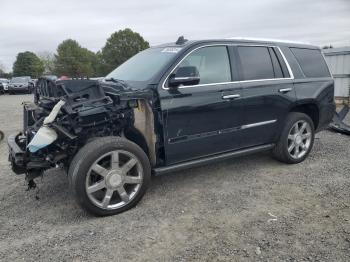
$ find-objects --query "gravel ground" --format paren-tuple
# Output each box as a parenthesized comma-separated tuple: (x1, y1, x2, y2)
(0, 94, 349, 262)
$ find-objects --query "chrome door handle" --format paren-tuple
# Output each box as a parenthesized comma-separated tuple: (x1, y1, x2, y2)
(279, 88, 292, 93)
(222, 94, 240, 99)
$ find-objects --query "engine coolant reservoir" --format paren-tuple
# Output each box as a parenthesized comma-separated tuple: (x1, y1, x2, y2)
(27, 100, 65, 153)
(27, 126, 58, 153)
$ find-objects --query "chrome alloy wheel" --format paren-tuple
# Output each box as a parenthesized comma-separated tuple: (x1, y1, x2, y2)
(85, 150, 143, 210)
(287, 120, 312, 159)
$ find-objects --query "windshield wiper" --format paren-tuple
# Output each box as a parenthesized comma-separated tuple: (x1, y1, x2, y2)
(104, 77, 128, 87)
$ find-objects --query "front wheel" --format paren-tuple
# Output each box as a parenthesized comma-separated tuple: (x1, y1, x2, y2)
(69, 137, 151, 216)
(272, 112, 315, 164)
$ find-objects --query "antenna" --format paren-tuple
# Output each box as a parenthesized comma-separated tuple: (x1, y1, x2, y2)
(176, 36, 188, 45)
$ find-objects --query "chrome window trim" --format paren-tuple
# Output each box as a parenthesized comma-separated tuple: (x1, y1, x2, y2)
(161, 44, 294, 90)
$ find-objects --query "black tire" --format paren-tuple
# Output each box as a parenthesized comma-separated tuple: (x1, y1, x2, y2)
(68, 136, 151, 216)
(272, 112, 315, 164)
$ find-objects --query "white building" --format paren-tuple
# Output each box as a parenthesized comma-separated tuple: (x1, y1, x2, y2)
(323, 47, 350, 104)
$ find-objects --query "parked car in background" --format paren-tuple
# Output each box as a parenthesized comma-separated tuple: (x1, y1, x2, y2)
(8, 37, 335, 216)
(0, 82, 5, 94)
(0, 78, 9, 92)
(8, 76, 34, 94)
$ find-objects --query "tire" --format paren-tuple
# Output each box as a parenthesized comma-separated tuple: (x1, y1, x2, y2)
(68, 136, 151, 216)
(272, 112, 315, 164)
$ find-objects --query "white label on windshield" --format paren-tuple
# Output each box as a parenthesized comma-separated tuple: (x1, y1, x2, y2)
(161, 47, 182, 53)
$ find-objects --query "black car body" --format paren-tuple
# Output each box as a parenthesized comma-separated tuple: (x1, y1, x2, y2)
(8, 76, 34, 94)
(8, 38, 335, 216)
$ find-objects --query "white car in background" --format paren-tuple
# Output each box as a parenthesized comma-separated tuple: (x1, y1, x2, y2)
(0, 78, 9, 92)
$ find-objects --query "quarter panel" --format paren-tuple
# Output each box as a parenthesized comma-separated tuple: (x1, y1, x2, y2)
(293, 78, 335, 130)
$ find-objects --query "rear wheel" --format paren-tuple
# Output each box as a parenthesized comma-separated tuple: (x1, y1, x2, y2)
(272, 112, 315, 164)
(69, 136, 151, 216)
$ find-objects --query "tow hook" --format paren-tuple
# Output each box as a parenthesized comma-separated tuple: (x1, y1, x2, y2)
(25, 170, 43, 191)
(26, 179, 37, 190)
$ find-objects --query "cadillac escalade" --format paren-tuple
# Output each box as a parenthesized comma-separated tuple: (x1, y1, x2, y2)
(8, 37, 335, 216)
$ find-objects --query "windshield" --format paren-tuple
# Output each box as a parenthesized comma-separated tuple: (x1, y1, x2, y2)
(105, 47, 180, 82)
(11, 77, 29, 83)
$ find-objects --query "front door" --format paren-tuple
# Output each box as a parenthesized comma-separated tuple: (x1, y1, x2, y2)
(159, 45, 245, 165)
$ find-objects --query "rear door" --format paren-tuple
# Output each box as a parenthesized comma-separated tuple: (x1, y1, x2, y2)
(235, 45, 296, 148)
(159, 45, 245, 165)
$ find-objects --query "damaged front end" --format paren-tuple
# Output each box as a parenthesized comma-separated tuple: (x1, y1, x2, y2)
(8, 77, 154, 187)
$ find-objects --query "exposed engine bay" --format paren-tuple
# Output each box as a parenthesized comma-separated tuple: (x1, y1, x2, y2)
(8, 78, 158, 187)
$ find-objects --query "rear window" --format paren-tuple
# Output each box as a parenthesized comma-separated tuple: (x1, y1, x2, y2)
(237, 46, 275, 80)
(290, 48, 330, 78)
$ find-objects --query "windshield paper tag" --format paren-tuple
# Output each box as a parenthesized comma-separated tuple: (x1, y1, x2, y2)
(161, 47, 182, 53)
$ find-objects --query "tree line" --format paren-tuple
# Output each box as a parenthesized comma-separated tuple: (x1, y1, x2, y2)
(1, 28, 149, 79)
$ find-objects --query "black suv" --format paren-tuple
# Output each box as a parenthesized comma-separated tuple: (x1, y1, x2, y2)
(8, 37, 335, 216)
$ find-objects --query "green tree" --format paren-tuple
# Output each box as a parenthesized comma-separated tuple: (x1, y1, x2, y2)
(37, 51, 56, 75)
(54, 39, 98, 78)
(13, 51, 44, 78)
(100, 28, 149, 75)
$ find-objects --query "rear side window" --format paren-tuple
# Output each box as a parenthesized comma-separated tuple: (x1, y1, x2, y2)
(176, 46, 231, 85)
(237, 46, 275, 80)
(290, 48, 330, 78)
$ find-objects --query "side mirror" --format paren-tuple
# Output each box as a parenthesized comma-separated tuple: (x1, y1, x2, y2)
(168, 66, 200, 88)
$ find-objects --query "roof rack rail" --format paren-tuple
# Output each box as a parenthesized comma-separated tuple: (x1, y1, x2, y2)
(227, 37, 310, 45)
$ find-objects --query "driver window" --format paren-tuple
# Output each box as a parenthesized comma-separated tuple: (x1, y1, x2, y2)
(175, 46, 231, 85)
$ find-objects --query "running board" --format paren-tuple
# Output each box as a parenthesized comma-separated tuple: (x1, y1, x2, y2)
(153, 144, 275, 176)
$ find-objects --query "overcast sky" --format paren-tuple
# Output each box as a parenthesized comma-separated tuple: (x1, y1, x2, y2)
(0, 0, 349, 72)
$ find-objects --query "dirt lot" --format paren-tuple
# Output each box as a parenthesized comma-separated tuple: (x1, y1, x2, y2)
(0, 94, 349, 262)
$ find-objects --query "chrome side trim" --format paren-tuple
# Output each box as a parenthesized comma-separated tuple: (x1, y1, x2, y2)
(278, 87, 293, 93)
(173, 77, 197, 80)
(222, 94, 240, 99)
(161, 44, 294, 90)
(168, 119, 277, 144)
(241, 119, 277, 129)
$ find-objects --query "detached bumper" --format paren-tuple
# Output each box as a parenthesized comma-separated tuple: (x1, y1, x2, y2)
(7, 133, 26, 174)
